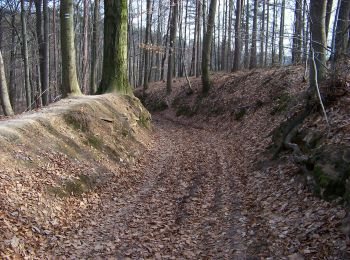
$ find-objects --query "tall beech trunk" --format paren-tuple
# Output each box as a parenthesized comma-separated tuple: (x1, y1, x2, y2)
(60, 0, 82, 96)
(143, 0, 152, 92)
(292, 0, 302, 64)
(196, 0, 202, 76)
(52, 0, 58, 96)
(271, 0, 277, 65)
(249, 0, 258, 69)
(233, 0, 242, 71)
(43, 0, 49, 103)
(90, 0, 100, 94)
(21, 0, 31, 109)
(99, 0, 131, 94)
(260, 0, 266, 66)
(244, 0, 250, 68)
(202, 0, 217, 94)
(81, 0, 89, 93)
(279, 0, 285, 64)
(34, 0, 49, 105)
(264, 0, 269, 66)
(325, 0, 333, 38)
(9, 12, 16, 110)
(0, 50, 14, 116)
(334, 0, 350, 60)
(166, 0, 178, 94)
(309, 0, 327, 94)
(227, 0, 233, 69)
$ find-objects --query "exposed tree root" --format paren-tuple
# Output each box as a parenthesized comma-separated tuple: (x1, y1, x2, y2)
(273, 102, 313, 159)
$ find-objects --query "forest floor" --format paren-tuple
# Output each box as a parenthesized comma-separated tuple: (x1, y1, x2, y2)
(46, 113, 347, 259)
(1, 67, 350, 258)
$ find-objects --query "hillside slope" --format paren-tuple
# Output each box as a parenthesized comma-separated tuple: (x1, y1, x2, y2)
(137, 66, 350, 202)
(0, 94, 152, 257)
(133, 66, 350, 258)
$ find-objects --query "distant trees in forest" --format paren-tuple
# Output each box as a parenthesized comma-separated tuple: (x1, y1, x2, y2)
(0, 0, 349, 114)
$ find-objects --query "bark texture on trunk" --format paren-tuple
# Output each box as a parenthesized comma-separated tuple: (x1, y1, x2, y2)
(166, 0, 178, 94)
(99, 0, 131, 94)
(334, 0, 350, 59)
(249, 0, 258, 69)
(21, 0, 32, 109)
(202, 0, 217, 94)
(309, 0, 327, 94)
(60, 0, 82, 96)
(0, 50, 14, 116)
(90, 0, 100, 94)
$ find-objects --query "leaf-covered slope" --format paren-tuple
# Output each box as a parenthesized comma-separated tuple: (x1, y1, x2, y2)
(0, 94, 151, 257)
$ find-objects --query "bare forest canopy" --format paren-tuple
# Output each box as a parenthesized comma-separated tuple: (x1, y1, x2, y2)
(0, 0, 347, 116)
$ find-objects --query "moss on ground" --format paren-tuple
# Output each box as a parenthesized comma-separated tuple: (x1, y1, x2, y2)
(63, 112, 90, 132)
(271, 92, 291, 115)
(176, 105, 196, 117)
(48, 174, 94, 197)
(234, 107, 247, 121)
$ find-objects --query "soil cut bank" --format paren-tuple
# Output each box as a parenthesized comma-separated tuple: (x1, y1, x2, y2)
(0, 94, 152, 257)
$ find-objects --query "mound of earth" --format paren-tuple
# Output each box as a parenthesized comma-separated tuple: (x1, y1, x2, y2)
(0, 94, 151, 257)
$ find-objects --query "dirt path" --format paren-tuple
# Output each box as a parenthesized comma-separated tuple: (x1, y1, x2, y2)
(47, 114, 346, 259)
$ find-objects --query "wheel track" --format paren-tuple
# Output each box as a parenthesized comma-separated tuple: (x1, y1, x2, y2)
(48, 115, 249, 259)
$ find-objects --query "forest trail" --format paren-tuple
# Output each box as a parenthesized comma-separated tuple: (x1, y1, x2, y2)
(48, 113, 346, 259)
(49, 114, 249, 258)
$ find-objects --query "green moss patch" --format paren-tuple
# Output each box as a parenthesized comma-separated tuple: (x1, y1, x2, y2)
(48, 174, 95, 197)
(271, 92, 291, 115)
(176, 105, 196, 117)
(63, 111, 91, 132)
(234, 107, 247, 121)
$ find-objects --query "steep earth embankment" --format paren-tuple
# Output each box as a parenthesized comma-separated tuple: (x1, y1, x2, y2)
(134, 66, 350, 258)
(0, 94, 152, 257)
(137, 66, 350, 202)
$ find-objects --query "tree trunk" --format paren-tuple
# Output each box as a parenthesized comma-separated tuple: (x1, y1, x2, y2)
(60, 0, 82, 96)
(161, 12, 171, 80)
(90, 0, 100, 94)
(325, 0, 333, 38)
(21, 0, 32, 110)
(260, 0, 266, 67)
(233, 0, 242, 71)
(0, 50, 14, 116)
(81, 0, 89, 93)
(166, 0, 178, 94)
(279, 0, 285, 64)
(43, 0, 49, 104)
(302, 0, 308, 61)
(221, 0, 228, 71)
(9, 12, 16, 110)
(309, 0, 327, 94)
(334, 0, 350, 59)
(330, 0, 341, 60)
(292, 0, 302, 64)
(202, 0, 218, 94)
(244, 0, 250, 68)
(264, 0, 269, 66)
(190, 0, 199, 76)
(196, 0, 202, 76)
(227, 0, 234, 69)
(249, 0, 258, 69)
(52, 0, 59, 97)
(271, 0, 277, 65)
(99, 0, 131, 94)
(143, 0, 152, 92)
